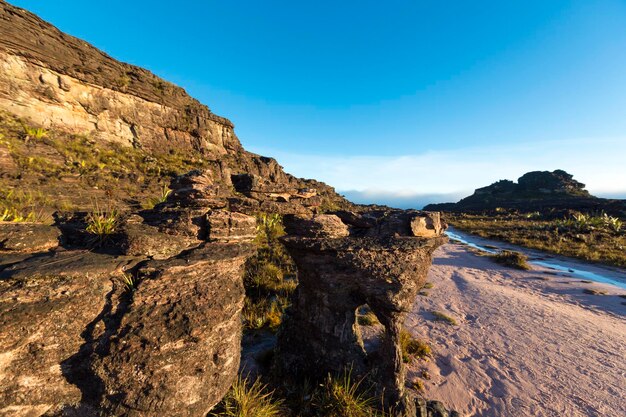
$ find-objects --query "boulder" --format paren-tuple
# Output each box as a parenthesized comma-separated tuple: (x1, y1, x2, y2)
(0, 223, 60, 252)
(93, 242, 255, 416)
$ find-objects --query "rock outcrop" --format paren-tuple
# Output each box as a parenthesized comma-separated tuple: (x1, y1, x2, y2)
(274, 210, 447, 415)
(0, 170, 257, 416)
(425, 169, 626, 216)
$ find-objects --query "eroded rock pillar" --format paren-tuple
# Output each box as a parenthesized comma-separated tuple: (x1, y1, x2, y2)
(274, 210, 446, 415)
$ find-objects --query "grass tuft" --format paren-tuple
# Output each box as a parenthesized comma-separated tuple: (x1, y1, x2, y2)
(431, 311, 458, 326)
(490, 250, 531, 270)
(86, 206, 119, 236)
(400, 330, 432, 363)
(21, 122, 47, 141)
(357, 311, 379, 326)
(313, 369, 381, 417)
(211, 375, 284, 417)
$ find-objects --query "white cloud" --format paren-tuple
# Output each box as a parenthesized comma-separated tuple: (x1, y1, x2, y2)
(249, 137, 626, 206)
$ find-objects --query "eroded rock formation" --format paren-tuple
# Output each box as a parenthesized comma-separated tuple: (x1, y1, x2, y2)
(274, 210, 447, 415)
(0, 171, 257, 416)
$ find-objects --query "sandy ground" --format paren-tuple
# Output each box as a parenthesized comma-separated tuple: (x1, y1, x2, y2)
(405, 242, 626, 417)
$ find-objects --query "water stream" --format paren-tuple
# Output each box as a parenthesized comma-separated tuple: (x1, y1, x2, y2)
(445, 227, 626, 290)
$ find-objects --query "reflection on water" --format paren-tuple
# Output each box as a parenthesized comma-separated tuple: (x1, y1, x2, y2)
(445, 227, 626, 290)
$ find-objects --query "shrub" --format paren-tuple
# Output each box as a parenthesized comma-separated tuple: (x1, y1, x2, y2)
(400, 330, 432, 363)
(431, 311, 458, 326)
(490, 250, 531, 270)
(211, 376, 284, 417)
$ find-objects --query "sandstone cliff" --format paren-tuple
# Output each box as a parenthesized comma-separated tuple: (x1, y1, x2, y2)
(0, 0, 351, 216)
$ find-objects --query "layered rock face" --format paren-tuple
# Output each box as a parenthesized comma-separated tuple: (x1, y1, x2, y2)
(0, 171, 257, 416)
(0, 0, 351, 213)
(274, 210, 447, 415)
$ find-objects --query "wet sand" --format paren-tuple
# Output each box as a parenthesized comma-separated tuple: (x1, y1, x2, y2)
(406, 242, 626, 417)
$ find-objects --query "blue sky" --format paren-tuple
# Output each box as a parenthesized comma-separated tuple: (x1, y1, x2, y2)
(11, 0, 626, 207)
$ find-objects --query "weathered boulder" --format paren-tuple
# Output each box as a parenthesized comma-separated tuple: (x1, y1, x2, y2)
(0, 169, 258, 416)
(0, 252, 133, 417)
(0, 223, 60, 252)
(93, 242, 255, 416)
(274, 210, 447, 415)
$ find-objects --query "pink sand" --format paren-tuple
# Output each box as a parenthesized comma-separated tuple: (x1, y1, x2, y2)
(406, 242, 626, 417)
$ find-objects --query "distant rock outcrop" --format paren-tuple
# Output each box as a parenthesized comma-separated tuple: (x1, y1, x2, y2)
(425, 170, 625, 215)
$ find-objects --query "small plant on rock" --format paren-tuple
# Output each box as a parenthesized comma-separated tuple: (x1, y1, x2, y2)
(21, 122, 48, 142)
(85, 205, 119, 242)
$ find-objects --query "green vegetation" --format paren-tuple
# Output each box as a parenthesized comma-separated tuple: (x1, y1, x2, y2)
(312, 370, 382, 417)
(210, 376, 285, 417)
(21, 122, 47, 141)
(0, 110, 212, 215)
(143, 183, 172, 209)
(400, 330, 432, 363)
(0, 188, 48, 223)
(422, 282, 434, 289)
(121, 272, 137, 292)
(85, 205, 119, 237)
(431, 311, 458, 326)
(490, 250, 531, 270)
(448, 211, 626, 267)
(242, 213, 296, 332)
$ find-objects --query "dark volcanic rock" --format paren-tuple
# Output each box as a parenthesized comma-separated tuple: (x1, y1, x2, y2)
(274, 210, 447, 415)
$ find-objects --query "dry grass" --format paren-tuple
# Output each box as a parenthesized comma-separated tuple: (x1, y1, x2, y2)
(400, 330, 432, 363)
(313, 369, 382, 417)
(210, 376, 285, 417)
(431, 311, 458, 326)
(448, 212, 626, 268)
(490, 250, 531, 270)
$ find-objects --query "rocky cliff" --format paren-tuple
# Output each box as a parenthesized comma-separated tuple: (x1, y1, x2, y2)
(0, 0, 351, 216)
(425, 170, 626, 216)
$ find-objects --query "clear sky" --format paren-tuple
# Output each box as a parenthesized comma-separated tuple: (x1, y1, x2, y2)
(10, 0, 626, 207)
